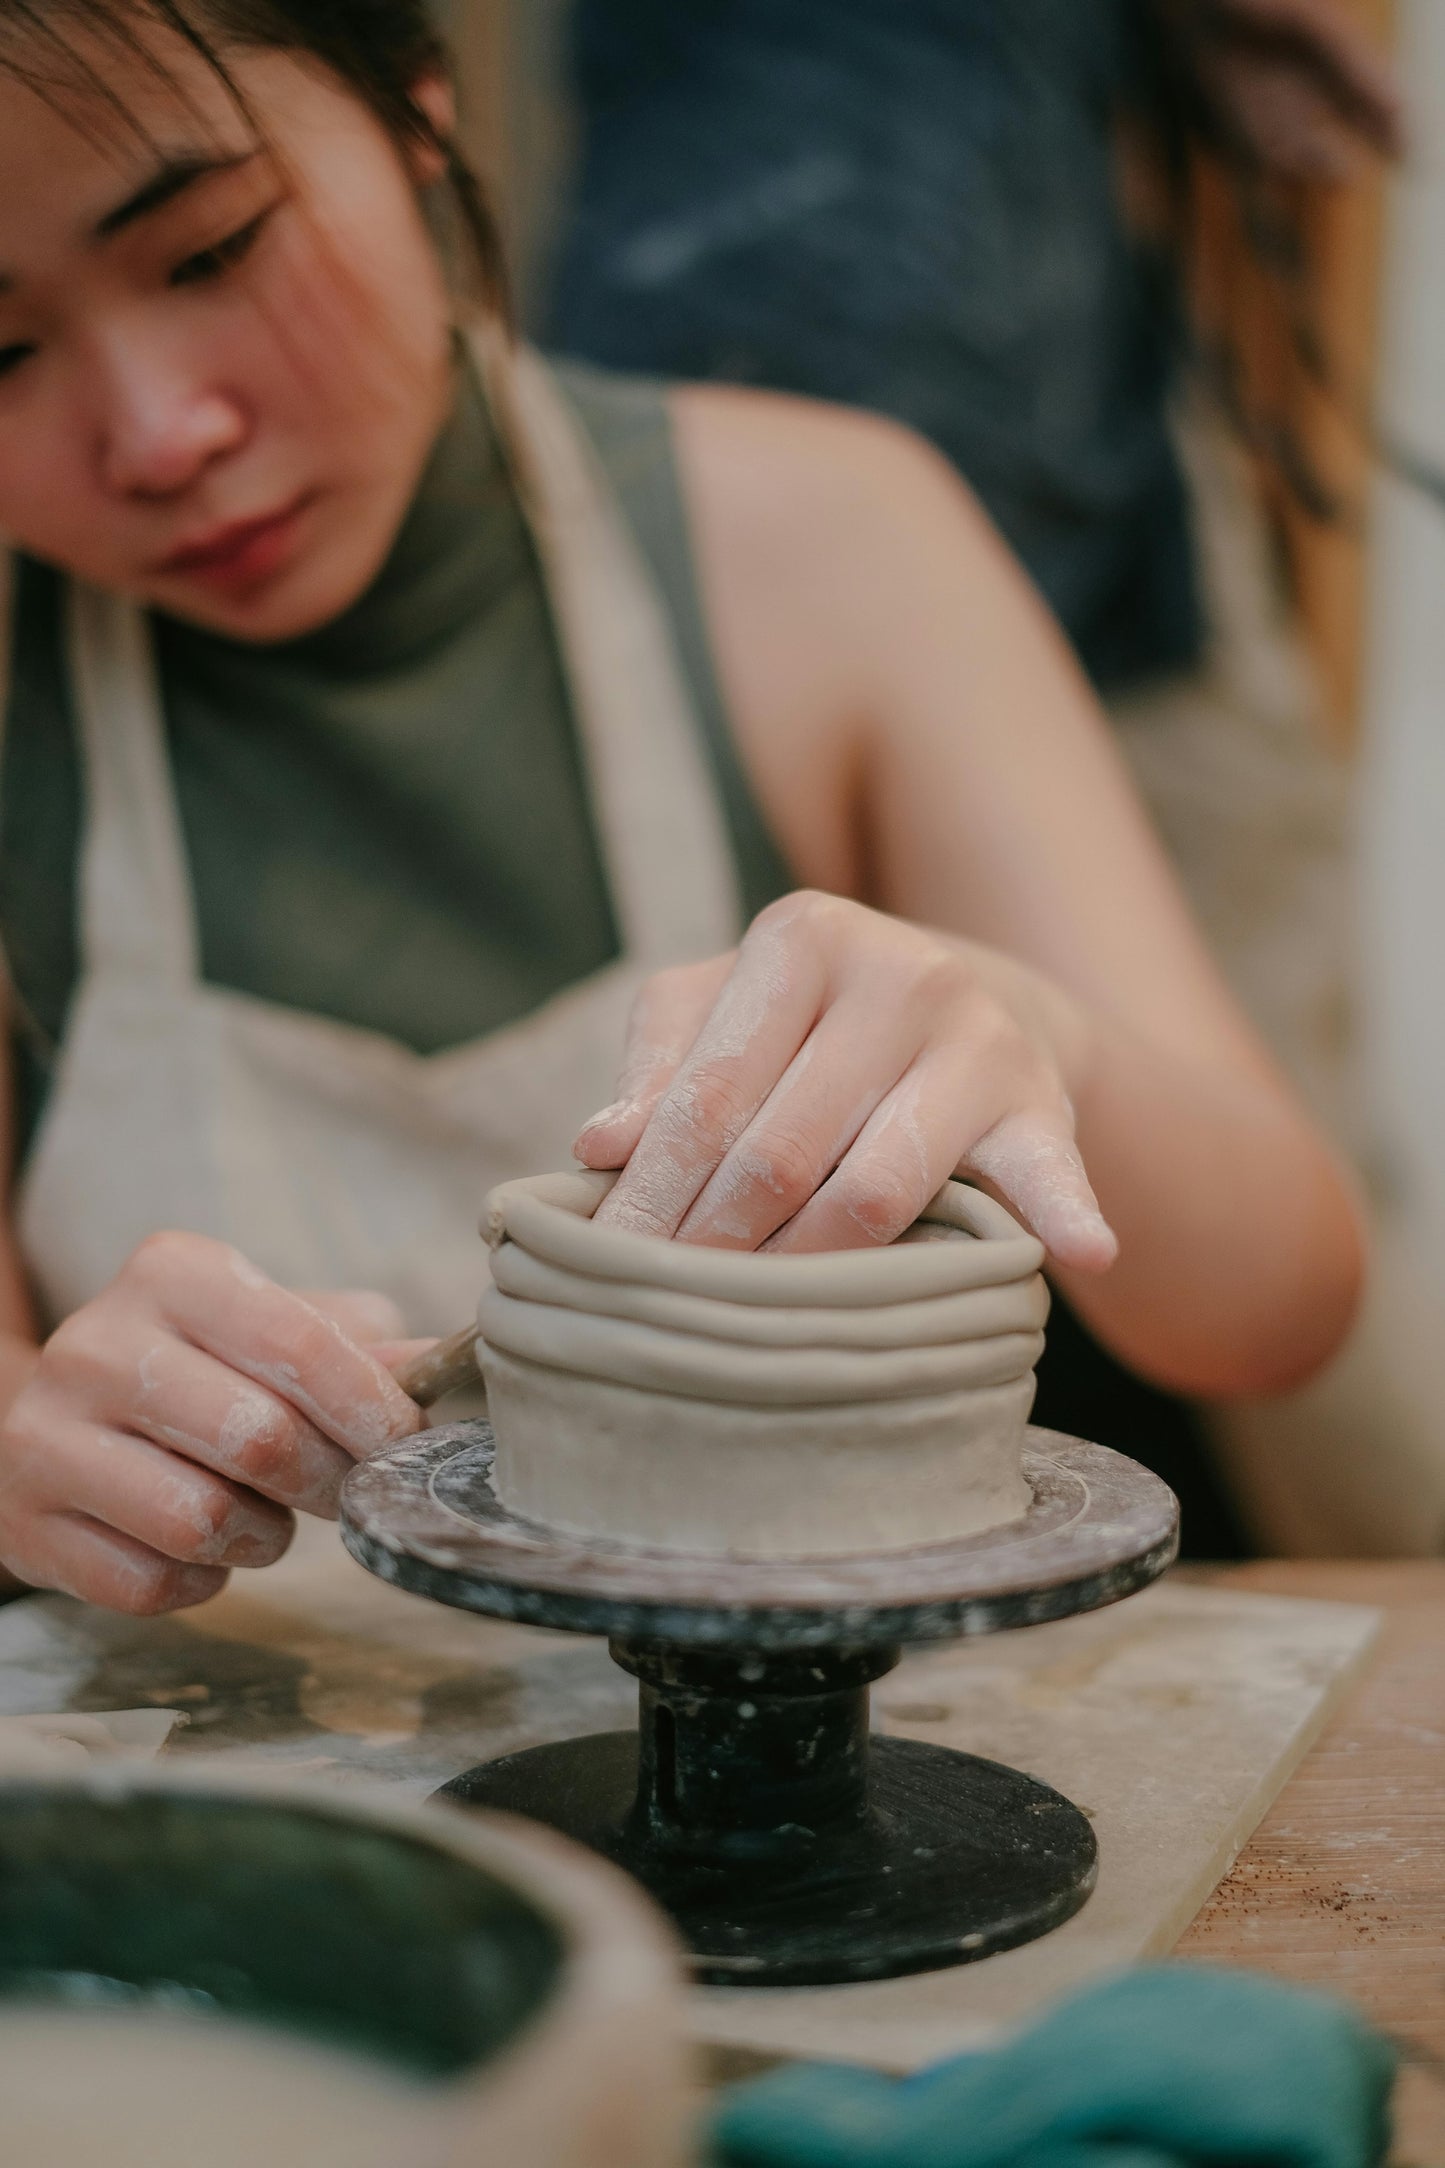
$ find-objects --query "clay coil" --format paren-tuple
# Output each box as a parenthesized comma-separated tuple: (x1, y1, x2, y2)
(479, 1283, 1045, 1405)
(483, 1172, 1043, 1307)
(487, 1237, 1051, 1350)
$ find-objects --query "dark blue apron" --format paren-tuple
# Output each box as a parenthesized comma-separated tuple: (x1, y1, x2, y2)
(548, 0, 1200, 694)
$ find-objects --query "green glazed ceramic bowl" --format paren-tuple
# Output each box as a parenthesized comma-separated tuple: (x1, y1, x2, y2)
(0, 1767, 691, 2167)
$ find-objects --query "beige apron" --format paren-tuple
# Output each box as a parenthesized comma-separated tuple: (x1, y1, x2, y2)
(5, 342, 742, 1334)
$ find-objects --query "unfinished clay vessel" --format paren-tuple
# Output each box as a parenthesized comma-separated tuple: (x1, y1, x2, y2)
(477, 1171, 1047, 1559)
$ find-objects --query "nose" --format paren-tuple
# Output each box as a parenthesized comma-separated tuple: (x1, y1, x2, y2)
(97, 335, 249, 500)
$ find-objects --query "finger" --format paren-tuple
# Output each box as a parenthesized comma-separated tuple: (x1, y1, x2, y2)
(10, 1415, 293, 1571)
(124, 1235, 422, 1459)
(3, 1512, 226, 1618)
(595, 925, 830, 1238)
(575, 954, 734, 1169)
(773, 1056, 1118, 1270)
(766, 1059, 964, 1254)
(675, 994, 920, 1250)
(41, 1320, 356, 1515)
(294, 1291, 408, 1345)
(965, 1114, 1119, 1274)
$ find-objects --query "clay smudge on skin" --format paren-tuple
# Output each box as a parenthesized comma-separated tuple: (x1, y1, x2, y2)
(598, 1075, 739, 1235)
(218, 1388, 292, 1466)
(147, 1401, 340, 1520)
(214, 1248, 417, 1454)
(213, 1392, 342, 1514)
(223, 1247, 274, 1293)
(690, 922, 795, 1067)
(148, 1465, 286, 1568)
(244, 1353, 409, 1462)
(43, 1530, 218, 1611)
(601, 932, 806, 1237)
(836, 1069, 936, 1244)
(683, 1042, 882, 1246)
(966, 1120, 1118, 1267)
(686, 1144, 791, 1246)
(247, 1302, 419, 1456)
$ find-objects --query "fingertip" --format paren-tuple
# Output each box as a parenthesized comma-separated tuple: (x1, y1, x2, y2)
(573, 1102, 641, 1169)
(573, 1127, 623, 1171)
(1048, 1215, 1120, 1276)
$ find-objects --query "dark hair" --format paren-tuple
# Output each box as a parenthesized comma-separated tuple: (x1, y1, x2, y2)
(0, 0, 509, 311)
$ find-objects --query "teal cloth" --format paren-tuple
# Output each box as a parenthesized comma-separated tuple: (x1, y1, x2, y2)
(709, 1968, 1395, 2168)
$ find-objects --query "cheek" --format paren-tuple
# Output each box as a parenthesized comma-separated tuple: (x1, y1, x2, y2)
(0, 401, 105, 572)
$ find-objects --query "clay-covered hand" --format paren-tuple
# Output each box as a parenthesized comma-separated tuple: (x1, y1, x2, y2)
(1156, 0, 1403, 179)
(575, 892, 1119, 1268)
(0, 1235, 423, 1616)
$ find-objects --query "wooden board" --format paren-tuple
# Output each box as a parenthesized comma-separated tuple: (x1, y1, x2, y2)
(1179, 1561, 1445, 2164)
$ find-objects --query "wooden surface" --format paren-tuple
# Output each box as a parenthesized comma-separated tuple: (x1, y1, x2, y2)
(1180, 1562, 1445, 2160)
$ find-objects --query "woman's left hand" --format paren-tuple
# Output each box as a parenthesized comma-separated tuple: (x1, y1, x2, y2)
(575, 892, 1119, 1269)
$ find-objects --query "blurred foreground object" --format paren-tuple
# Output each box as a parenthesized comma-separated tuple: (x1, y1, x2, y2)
(0, 1768, 691, 2168)
(711, 1965, 1395, 2168)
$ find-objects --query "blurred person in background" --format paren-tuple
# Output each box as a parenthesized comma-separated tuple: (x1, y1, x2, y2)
(547, 0, 1410, 1556)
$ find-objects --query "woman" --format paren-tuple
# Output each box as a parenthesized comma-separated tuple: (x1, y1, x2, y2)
(545, 0, 1401, 1556)
(0, 0, 1361, 1617)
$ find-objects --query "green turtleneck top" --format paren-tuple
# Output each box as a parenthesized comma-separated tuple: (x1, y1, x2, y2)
(0, 358, 793, 1162)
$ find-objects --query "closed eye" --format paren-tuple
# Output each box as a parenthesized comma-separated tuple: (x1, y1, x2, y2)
(170, 205, 275, 289)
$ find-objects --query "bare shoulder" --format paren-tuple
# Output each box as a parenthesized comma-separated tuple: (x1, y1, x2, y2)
(666, 384, 1002, 889)
(669, 380, 985, 575)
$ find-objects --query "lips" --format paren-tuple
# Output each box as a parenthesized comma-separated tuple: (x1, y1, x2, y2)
(156, 492, 315, 593)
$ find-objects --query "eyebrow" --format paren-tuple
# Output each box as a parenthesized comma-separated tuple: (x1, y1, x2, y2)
(93, 148, 260, 240)
(0, 149, 260, 296)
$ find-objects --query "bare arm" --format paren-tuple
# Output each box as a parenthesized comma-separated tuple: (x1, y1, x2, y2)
(639, 387, 1363, 1397)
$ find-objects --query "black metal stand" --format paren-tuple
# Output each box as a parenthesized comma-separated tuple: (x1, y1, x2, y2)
(343, 1424, 1176, 1989)
(438, 1639, 1096, 1987)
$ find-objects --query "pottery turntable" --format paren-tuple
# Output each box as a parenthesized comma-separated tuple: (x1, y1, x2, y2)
(342, 1174, 1179, 1991)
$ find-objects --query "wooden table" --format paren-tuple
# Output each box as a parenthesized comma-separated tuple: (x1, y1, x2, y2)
(1180, 1563, 1445, 2161)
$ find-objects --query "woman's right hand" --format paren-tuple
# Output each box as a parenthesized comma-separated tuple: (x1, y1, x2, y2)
(0, 1233, 424, 1617)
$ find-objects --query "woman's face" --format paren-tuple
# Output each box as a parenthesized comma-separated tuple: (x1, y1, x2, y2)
(0, 29, 455, 642)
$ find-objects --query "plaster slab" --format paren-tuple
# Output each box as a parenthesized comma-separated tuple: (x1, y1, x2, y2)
(698, 1577, 1379, 2071)
(0, 1533, 1376, 2072)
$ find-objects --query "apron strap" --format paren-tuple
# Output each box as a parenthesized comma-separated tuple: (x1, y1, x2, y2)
(476, 332, 743, 967)
(66, 582, 200, 988)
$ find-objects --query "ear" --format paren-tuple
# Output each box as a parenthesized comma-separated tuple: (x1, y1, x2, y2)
(409, 70, 457, 185)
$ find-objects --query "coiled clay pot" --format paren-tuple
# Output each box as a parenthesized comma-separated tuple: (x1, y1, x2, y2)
(478, 1171, 1047, 1559)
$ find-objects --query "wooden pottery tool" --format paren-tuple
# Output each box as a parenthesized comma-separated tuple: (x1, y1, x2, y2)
(341, 1422, 1178, 1991)
(395, 1326, 482, 1411)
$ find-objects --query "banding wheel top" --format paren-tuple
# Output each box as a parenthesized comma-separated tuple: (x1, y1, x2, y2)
(342, 1424, 1179, 1649)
